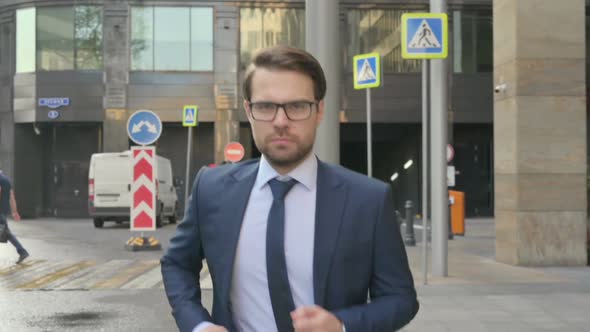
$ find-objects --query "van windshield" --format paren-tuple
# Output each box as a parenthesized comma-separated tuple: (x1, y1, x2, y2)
(94, 156, 131, 184)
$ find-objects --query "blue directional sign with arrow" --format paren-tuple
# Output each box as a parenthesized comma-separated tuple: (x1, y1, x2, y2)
(127, 110, 162, 145)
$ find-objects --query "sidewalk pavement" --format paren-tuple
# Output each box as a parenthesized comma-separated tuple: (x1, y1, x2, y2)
(401, 218, 590, 332)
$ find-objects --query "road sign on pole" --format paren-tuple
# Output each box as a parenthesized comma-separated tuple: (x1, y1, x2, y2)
(126, 111, 162, 251)
(127, 110, 162, 146)
(183, 105, 198, 127)
(353, 53, 381, 178)
(353, 53, 381, 90)
(401, 13, 448, 59)
(182, 105, 198, 213)
(401, 11, 449, 281)
(224, 142, 245, 163)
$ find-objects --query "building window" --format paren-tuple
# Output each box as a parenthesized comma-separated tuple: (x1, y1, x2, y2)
(131, 7, 213, 71)
(16, 8, 36, 73)
(191, 8, 214, 71)
(452, 10, 492, 73)
(36, 6, 102, 71)
(347, 9, 423, 73)
(131, 7, 153, 71)
(75, 6, 103, 70)
(240, 7, 305, 69)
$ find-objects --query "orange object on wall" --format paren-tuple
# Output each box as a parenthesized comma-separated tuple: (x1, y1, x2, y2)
(449, 190, 465, 235)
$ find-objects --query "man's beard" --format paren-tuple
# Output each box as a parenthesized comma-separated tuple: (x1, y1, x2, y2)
(260, 138, 313, 168)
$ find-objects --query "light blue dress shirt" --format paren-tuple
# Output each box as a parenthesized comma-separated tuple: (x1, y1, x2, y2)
(194, 154, 317, 332)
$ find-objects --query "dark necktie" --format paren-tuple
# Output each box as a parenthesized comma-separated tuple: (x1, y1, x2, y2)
(266, 178, 297, 332)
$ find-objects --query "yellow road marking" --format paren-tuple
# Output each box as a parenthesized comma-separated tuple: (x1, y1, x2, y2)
(15, 261, 96, 289)
(91, 260, 159, 289)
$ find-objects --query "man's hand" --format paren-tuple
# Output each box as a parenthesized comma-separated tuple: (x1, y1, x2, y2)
(202, 325, 229, 332)
(291, 305, 343, 332)
(12, 212, 20, 221)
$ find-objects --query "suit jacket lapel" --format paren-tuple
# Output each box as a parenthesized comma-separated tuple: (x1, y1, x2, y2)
(313, 161, 347, 307)
(218, 161, 259, 313)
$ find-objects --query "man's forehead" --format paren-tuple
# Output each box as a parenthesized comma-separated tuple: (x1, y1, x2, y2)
(250, 69, 314, 94)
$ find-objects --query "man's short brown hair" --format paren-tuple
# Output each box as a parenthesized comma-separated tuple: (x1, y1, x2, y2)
(242, 46, 327, 102)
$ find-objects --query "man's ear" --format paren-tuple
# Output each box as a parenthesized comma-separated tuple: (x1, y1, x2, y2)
(315, 100, 325, 128)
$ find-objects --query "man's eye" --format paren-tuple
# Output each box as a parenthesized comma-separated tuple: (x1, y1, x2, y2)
(289, 102, 307, 110)
(255, 103, 276, 111)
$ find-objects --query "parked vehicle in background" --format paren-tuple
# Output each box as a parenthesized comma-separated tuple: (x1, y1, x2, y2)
(88, 151, 178, 228)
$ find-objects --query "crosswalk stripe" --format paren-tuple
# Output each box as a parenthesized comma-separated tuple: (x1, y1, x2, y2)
(120, 264, 163, 289)
(91, 260, 160, 289)
(0, 259, 44, 276)
(0, 261, 71, 289)
(56, 260, 134, 290)
(0, 259, 213, 291)
(15, 261, 96, 290)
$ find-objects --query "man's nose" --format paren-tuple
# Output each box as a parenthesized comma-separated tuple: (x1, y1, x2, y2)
(273, 106, 290, 126)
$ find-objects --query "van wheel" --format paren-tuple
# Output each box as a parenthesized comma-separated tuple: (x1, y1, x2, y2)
(93, 218, 104, 228)
(156, 215, 162, 228)
(169, 203, 178, 224)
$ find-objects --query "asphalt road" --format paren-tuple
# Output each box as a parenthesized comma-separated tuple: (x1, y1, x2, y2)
(0, 217, 194, 331)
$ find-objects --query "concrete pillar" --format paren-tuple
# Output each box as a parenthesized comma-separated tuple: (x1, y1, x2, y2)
(0, 17, 15, 177)
(306, 0, 340, 165)
(214, 5, 240, 163)
(102, 1, 129, 152)
(494, 0, 587, 265)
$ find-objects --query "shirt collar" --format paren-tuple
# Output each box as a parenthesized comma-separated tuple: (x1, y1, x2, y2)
(256, 153, 317, 191)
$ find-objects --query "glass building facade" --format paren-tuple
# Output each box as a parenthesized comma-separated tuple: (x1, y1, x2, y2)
(6, 1, 495, 218)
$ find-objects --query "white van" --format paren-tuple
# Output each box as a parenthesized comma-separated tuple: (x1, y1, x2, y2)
(88, 151, 178, 228)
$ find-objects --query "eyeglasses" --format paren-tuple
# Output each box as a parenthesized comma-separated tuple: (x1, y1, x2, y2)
(247, 101, 318, 121)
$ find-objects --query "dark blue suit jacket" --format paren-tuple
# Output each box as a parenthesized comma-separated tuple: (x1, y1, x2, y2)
(161, 159, 418, 332)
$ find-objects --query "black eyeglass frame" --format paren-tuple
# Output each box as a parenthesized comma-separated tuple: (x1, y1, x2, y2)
(246, 100, 319, 122)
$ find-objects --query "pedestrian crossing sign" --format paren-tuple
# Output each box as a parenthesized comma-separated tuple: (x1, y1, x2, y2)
(183, 105, 198, 127)
(353, 53, 381, 90)
(401, 13, 448, 59)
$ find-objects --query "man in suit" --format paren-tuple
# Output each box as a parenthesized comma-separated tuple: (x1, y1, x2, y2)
(161, 46, 418, 332)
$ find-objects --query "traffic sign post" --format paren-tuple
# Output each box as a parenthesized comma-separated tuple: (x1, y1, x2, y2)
(353, 52, 381, 178)
(182, 105, 198, 211)
(125, 110, 163, 252)
(402, 12, 449, 283)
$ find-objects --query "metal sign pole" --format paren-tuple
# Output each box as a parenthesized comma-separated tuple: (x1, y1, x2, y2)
(430, 0, 449, 278)
(366, 88, 372, 177)
(184, 126, 193, 211)
(422, 59, 430, 285)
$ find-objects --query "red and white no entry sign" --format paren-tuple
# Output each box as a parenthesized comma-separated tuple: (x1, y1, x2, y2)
(224, 142, 245, 163)
(446, 144, 455, 163)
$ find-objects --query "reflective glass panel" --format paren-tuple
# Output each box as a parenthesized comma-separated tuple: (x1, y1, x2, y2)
(37, 7, 75, 71)
(75, 6, 103, 70)
(240, 8, 305, 68)
(131, 7, 154, 70)
(154, 7, 190, 71)
(16, 7, 36, 72)
(190, 7, 213, 71)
